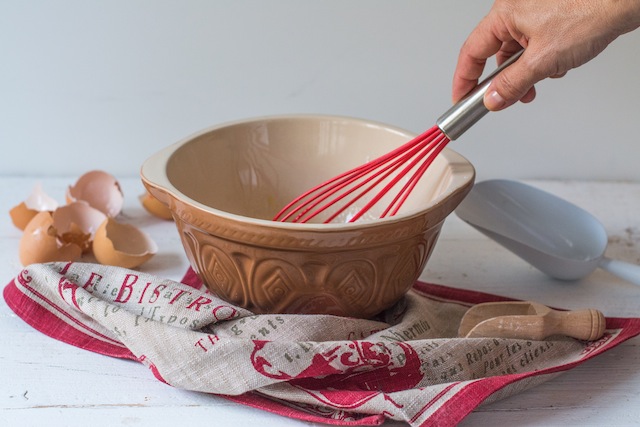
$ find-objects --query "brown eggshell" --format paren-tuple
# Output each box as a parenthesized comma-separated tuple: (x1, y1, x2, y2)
(10, 202, 38, 231)
(52, 202, 107, 253)
(139, 191, 173, 220)
(66, 170, 124, 217)
(9, 183, 59, 230)
(19, 211, 83, 266)
(93, 218, 157, 268)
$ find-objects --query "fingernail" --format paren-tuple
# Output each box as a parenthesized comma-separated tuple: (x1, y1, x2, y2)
(484, 90, 507, 111)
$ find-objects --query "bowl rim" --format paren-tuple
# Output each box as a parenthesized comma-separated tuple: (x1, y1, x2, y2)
(140, 114, 475, 231)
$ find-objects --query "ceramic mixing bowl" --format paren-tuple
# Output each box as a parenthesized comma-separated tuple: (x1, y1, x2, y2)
(141, 115, 474, 318)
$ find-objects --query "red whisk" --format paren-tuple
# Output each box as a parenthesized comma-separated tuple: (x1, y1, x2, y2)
(274, 51, 523, 224)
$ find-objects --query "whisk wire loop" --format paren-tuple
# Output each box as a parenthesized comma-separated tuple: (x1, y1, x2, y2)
(273, 126, 450, 223)
(381, 132, 449, 219)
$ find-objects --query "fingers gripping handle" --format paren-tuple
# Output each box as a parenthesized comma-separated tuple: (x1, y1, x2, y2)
(437, 49, 523, 140)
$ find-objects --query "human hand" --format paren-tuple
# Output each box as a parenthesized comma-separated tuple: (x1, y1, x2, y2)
(452, 0, 640, 111)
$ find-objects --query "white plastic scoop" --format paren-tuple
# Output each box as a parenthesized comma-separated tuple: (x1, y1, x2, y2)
(455, 179, 640, 285)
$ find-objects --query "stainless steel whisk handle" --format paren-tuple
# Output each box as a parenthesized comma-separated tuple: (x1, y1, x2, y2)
(436, 49, 524, 140)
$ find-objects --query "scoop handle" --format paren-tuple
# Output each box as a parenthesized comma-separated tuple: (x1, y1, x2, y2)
(436, 50, 523, 140)
(599, 257, 640, 286)
(548, 308, 606, 341)
(465, 307, 606, 341)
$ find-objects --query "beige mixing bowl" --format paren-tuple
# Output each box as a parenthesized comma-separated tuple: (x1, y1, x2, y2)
(141, 115, 474, 318)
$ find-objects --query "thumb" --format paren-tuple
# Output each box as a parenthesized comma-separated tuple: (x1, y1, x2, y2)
(483, 60, 537, 111)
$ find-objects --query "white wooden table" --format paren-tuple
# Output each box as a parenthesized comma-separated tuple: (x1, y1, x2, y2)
(2, 176, 639, 426)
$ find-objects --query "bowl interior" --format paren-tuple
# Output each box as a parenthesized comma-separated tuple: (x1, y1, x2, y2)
(164, 116, 471, 223)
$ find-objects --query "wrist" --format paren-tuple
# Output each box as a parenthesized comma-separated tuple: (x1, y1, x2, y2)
(608, 0, 640, 33)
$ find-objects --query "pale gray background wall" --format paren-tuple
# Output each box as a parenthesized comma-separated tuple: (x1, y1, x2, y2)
(2, 0, 639, 181)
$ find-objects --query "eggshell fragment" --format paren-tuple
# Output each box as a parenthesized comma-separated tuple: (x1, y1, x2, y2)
(52, 202, 107, 253)
(66, 170, 124, 217)
(9, 183, 59, 230)
(19, 211, 82, 266)
(93, 218, 157, 268)
(139, 191, 173, 220)
(10, 203, 38, 231)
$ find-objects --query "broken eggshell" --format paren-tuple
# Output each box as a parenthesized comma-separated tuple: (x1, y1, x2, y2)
(139, 191, 173, 220)
(93, 218, 157, 268)
(52, 202, 107, 253)
(9, 183, 59, 230)
(19, 211, 83, 266)
(66, 170, 124, 217)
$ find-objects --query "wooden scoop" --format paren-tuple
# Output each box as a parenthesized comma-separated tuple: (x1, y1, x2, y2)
(458, 301, 606, 341)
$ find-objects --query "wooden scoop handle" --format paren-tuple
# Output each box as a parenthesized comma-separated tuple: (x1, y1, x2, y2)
(547, 308, 606, 341)
(463, 305, 607, 341)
